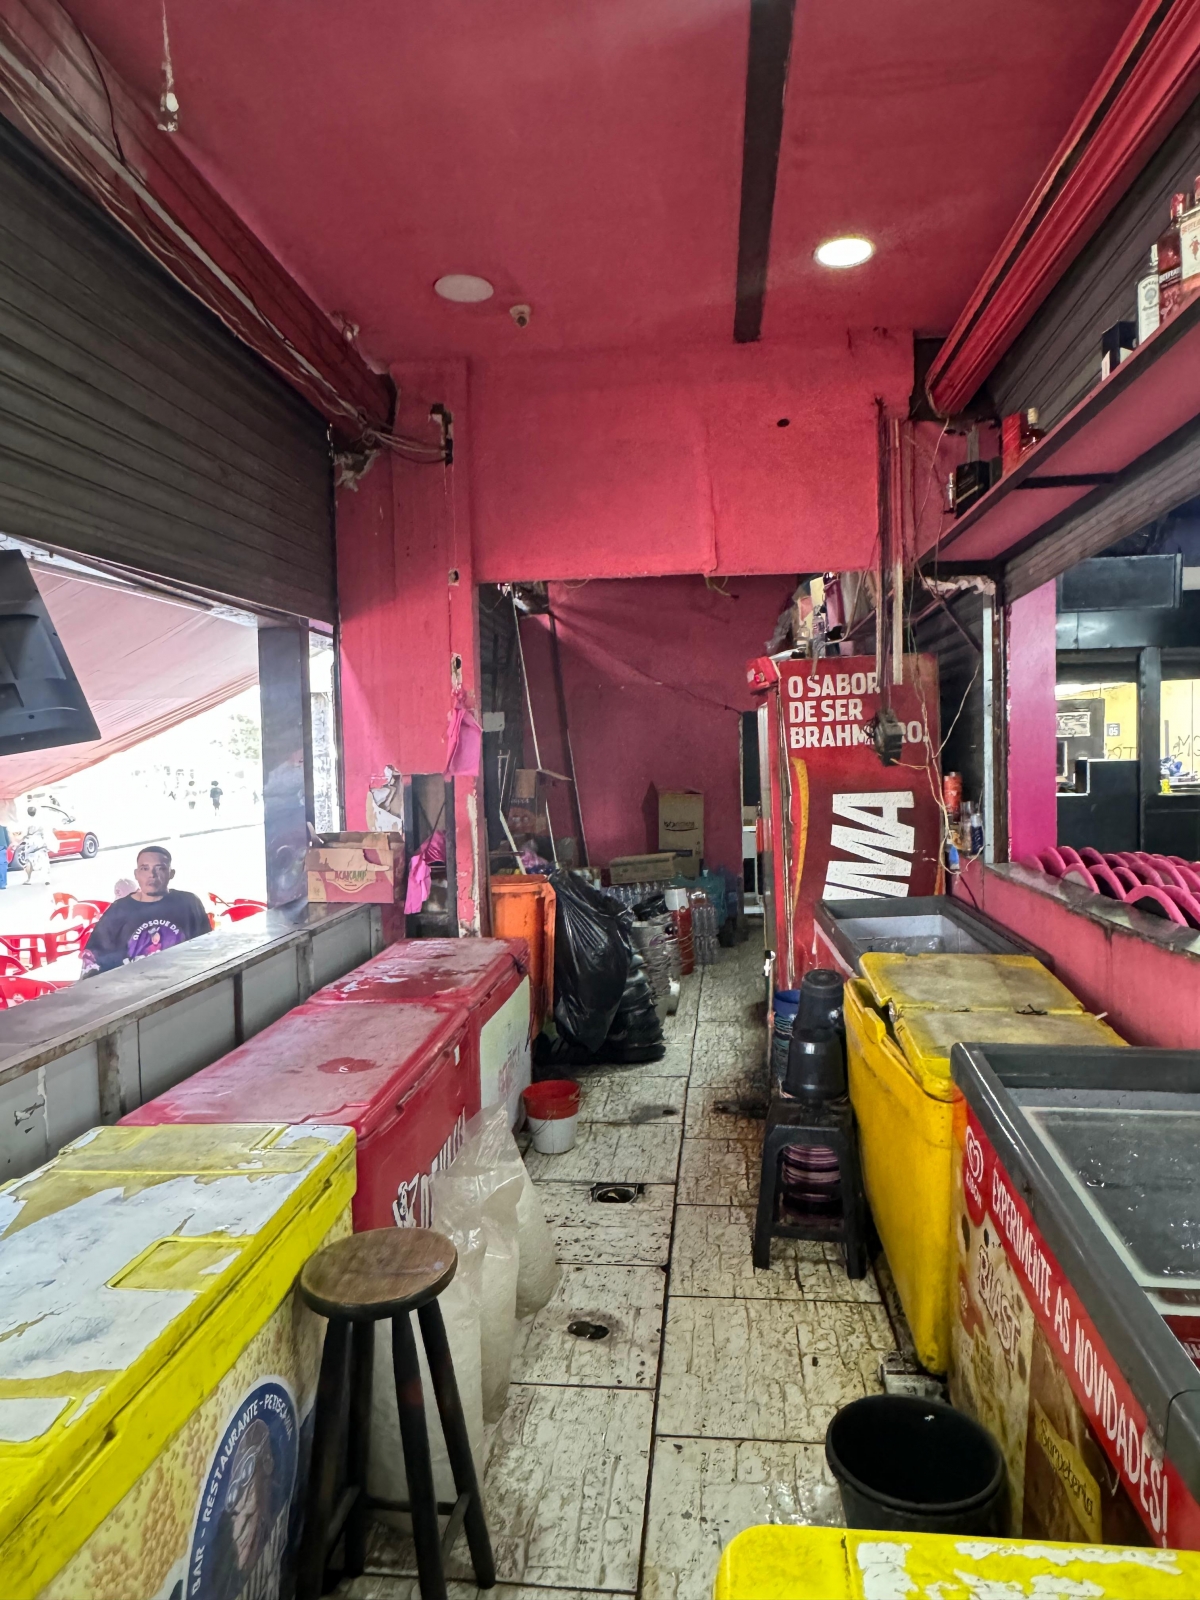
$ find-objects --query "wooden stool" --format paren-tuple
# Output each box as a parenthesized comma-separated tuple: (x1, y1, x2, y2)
(296, 1228, 495, 1600)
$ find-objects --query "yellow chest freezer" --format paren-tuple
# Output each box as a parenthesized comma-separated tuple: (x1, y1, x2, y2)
(859, 951, 1084, 1016)
(845, 979, 1122, 1374)
(714, 1525, 1200, 1599)
(0, 1121, 355, 1600)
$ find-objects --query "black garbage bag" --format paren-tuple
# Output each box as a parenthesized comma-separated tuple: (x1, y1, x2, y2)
(550, 870, 631, 1053)
(602, 952, 666, 1063)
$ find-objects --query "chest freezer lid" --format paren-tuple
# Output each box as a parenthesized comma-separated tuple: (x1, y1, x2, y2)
(815, 895, 1049, 968)
(860, 951, 1082, 1015)
(0, 1122, 355, 1580)
(895, 1007, 1123, 1080)
(124, 1001, 466, 1141)
(313, 936, 528, 1009)
(952, 1042, 1200, 1461)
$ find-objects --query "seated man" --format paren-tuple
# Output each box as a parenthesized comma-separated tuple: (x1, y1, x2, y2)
(81, 846, 211, 976)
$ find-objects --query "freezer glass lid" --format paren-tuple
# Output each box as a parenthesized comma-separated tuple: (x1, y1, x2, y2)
(1027, 1107, 1200, 1286)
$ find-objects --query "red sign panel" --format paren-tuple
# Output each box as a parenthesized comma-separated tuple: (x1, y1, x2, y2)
(766, 654, 942, 983)
(954, 1110, 1200, 1548)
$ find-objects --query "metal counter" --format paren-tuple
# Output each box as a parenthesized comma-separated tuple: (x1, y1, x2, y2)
(0, 902, 382, 1182)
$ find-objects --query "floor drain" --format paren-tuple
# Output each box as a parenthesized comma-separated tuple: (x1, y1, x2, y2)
(568, 1320, 610, 1340)
(591, 1183, 644, 1204)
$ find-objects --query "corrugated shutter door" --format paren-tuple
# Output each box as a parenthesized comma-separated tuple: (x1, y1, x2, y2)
(0, 117, 334, 621)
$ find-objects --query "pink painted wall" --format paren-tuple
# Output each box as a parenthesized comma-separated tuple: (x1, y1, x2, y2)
(469, 338, 911, 582)
(517, 575, 795, 872)
(965, 863, 1200, 1049)
(1006, 581, 1058, 864)
(336, 339, 910, 912)
(337, 359, 487, 932)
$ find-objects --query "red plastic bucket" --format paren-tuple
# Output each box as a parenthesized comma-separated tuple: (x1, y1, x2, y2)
(522, 1079, 581, 1153)
(523, 1080, 581, 1119)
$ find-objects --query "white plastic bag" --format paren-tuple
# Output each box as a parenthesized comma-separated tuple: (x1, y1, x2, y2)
(429, 1106, 526, 1421)
(514, 1163, 559, 1318)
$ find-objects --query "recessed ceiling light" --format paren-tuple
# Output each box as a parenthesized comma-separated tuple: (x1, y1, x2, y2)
(815, 237, 874, 269)
(434, 274, 494, 303)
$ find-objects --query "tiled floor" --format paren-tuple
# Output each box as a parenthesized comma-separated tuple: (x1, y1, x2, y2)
(341, 935, 895, 1600)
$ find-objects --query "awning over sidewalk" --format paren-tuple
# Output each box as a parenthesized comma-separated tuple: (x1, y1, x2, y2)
(0, 567, 258, 798)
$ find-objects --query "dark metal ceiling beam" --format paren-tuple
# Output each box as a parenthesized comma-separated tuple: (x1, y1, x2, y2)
(733, 0, 796, 343)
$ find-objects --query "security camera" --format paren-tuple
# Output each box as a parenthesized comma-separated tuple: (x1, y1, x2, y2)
(510, 304, 532, 328)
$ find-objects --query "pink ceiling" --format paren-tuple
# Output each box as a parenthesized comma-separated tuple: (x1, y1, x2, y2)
(63, 0, 1138, 365)
(0, 570, 258, 797)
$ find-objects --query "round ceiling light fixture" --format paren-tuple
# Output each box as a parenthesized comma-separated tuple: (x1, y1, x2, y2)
(434, 273, 495, 303)
(814, 236, 874, 269)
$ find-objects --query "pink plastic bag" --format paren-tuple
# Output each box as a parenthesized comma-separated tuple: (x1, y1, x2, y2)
(444, 689, 483, 778)
(403, 828, 448, 913)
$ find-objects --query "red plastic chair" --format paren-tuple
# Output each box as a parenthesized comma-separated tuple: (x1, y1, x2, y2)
(1078, 848, 1107, 868)
(53, 926, 91, 957)
(0, 952, 27, 977)
(0, 933, 59, 969)
(1057, 846, 1084, 867)
(209, 893, 267, 923)
(1035, 848, 1068, 877)
(0, 975, 70, 1006)
(68, 901, 109, 927)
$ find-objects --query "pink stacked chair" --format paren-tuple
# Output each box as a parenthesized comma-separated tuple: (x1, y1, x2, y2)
(1025, 846, 1200, 927)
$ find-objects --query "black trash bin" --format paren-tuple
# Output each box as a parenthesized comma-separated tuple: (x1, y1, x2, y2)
(826, 1395, 1006, 1536)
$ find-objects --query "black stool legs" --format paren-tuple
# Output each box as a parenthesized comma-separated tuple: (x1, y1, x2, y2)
(419, 1300, 496, 1589)
(297, 1307, 494, 1599)
(753, 1104, 869, 1278)
(392, 1312, 448, 1600)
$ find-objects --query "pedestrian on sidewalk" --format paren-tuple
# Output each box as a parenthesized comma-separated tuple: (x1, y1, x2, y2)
(21, 808, 50, 886)
(210, 779, 223, 814)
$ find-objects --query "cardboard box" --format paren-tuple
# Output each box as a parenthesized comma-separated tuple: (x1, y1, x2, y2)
(609, 852, 676, 885)
(307, 831, 405, 903)
(659, 789, 704, 871)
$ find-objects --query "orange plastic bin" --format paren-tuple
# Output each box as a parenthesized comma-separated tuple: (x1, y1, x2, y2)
(490, 874, 556, 1027)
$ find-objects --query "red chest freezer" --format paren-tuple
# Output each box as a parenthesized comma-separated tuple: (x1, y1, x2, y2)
(122, 1000, 470, 1231)
(308, 937, 532, 1126)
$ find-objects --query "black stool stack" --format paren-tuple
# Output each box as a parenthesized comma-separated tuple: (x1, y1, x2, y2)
(753, 968, 869, 1277)
(296, 1227, 495, 1600)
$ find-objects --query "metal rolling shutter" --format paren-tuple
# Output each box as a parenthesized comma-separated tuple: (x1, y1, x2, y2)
(0, 117, 334, 621)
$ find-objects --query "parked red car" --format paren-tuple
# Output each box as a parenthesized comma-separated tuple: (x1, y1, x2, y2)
(8, 805, 100, 864)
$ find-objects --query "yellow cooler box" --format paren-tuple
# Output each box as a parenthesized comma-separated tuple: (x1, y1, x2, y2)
(714, 1525, 1200, 1599)
(0, 1121, 356, 1600)
(845, 977, 1122, 1374)
(859, 950, 1085, 1016)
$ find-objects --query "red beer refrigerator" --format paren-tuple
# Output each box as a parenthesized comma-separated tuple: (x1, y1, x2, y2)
(307, 936, 532, 1127)
(755, 653, 943, 987)
(123, 1000, 471, 1230)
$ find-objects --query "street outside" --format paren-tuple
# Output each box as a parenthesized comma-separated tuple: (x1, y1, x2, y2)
(0, 820, 267, 938)
(0, 687, 268, 941)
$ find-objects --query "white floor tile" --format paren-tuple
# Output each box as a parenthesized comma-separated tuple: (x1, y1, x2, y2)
(579, 1073, 688, 1125)
(683, 1080, 766, 1141)
(539, 1181, 675, 1266)
(677, 1136, 760, 1205)
(464, 1384, 654, 1590)
(641, 1436, 840, 1600)
(526, 1120, 682, 1184)
(657, 1296, 893, 1442)
(342, 1578, 626, 1600)
(671, 1205, 880, 1302)
(364, 1386, 653, 1590)
(512, 1263, 665, 1388)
